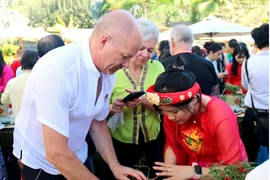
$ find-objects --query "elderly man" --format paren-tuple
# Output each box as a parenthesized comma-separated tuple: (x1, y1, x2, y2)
(161, 24, 218, 95)
(13, 10, 145, 180)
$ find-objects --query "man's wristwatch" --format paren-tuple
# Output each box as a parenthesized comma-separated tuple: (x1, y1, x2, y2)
(192, 162, 202, 179)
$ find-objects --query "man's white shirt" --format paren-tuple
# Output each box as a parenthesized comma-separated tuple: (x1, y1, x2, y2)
(13, 41, 115, 174)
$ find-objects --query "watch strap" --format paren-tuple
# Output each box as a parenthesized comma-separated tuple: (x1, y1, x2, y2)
(192, 162, 202, 179)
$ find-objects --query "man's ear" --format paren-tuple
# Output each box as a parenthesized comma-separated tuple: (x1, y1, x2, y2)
(99, 35, 110, 50)
(170, 38, 175, 47)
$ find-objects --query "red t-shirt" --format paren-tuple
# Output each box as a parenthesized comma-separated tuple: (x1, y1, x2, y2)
(225, 63, 247, 94)
(164, 97, 247, 167)
(10, 60, 21, 77)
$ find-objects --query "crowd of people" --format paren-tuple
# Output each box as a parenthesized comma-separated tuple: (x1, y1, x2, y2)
(0, 9, 268, 180)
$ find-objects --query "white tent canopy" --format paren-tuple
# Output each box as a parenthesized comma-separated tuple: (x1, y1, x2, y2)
(189, 15, 252, 39)
(61, 28, 93, 42)
(0, 26, 50, 40)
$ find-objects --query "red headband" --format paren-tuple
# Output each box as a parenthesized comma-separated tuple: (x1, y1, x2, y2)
(146, 82, 200, 106)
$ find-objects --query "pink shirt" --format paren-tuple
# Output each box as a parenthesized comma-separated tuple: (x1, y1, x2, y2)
(0, 65, 14, 92)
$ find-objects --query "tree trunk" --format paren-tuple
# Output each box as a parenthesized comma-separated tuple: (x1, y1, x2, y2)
(142, 0, 147, 19)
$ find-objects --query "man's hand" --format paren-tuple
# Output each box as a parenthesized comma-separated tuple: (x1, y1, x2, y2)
(110, 162, 147, 180)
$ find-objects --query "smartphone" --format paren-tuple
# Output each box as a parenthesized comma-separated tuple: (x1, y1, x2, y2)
(122, 91, 145, 103)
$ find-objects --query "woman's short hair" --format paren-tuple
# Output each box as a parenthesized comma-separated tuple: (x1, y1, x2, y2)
(158, 40, 169, 52)
(21, 49, 39, 70)
(192, 46, 203, 56)
(137, 18, 159, 42)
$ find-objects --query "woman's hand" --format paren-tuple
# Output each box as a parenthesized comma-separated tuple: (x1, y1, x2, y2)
(125, 89, 142, 109)
(125, 99, 141, 109)
(153, 162, 194, 180)
(217, 72, 228, 79)
(111, 98, 125, 113)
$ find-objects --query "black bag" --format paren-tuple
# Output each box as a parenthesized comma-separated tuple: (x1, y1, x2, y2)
(256, 114, 269, 147)
(245, 59, 269, 147)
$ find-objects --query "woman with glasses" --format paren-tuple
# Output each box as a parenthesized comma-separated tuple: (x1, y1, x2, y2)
(146, 57, 247, 180)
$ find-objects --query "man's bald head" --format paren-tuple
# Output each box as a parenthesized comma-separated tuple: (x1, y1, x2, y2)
(89, 10, 142, 74)
(91, 10, 141, 43)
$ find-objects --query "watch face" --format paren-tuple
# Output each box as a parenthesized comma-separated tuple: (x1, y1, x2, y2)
(194, 165, 202, 174)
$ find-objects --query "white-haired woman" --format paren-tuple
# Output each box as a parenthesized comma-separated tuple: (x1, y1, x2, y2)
(97, 18, 164, 179)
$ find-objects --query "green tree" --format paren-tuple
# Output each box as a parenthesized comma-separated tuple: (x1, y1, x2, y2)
(27, 0, 95, 29)
(0, 0, 17, 27)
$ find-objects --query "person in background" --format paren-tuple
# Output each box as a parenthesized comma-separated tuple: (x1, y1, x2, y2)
(159, 48, 171, 61)
(102, 18, 164, 179)
(220, 42, 230, 67)
(161, 24, 218, 96)
(191, 45, 203, 57)
(158, 40, 169, 56)
(227, 39, 238, 62)
(0, 51, 13, 93)
(16, 35, 65, 76)
(10, 46, 23, 77)
(37, 35, 65, 58)
(205, 42, 228, 95)
(217, 42, 229, 94)
(201, 48, 207, 57)
(146, 57, 247, 180)
(150, 50, 158, 60)
(225, 45, 249, 95)
(13, 10, 146, 180)
(1, 50, 39, 120)
(241, 23, 269, 162)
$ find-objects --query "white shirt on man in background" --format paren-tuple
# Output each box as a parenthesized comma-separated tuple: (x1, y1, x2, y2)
(245, 160, 269, 180)
(13, 41, 115, 174)
(241, 51, 269, 110)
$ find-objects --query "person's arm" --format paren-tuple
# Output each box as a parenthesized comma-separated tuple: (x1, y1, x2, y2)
(90, 119, 119, 168)
(140, 96, 157, 112)
(164, 146, 177, 165)
(0, 66, 13, 92)
(241, 60, 248, 90)
(217, 72, 228, 79)
(153, 162, 213, 180)
(223, 53, 230, 67)
(43, 125, 98, 179)
(34, 65, 98, 179)
(0, 82, 11, 105)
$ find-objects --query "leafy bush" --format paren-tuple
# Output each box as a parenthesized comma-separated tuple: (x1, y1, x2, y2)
(0, 44, 19, 64)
